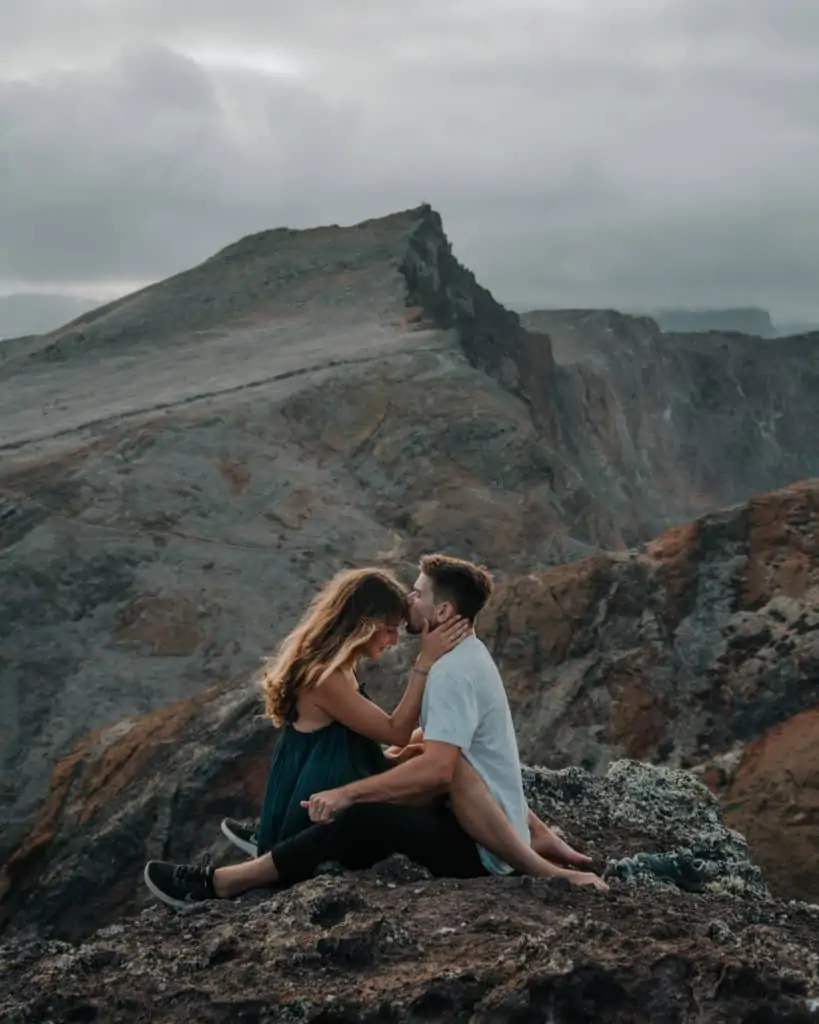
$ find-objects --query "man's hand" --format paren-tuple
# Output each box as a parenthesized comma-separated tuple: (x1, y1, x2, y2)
(300, 787, 352, 824)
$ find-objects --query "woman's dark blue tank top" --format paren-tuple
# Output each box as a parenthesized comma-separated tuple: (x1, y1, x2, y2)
(256, 687, 390, 854)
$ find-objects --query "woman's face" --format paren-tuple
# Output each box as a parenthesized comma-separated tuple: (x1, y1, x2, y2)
(362, 621, 400, 660)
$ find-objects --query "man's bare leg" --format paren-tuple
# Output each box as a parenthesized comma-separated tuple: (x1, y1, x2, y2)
(212, 854, 279, 898)
(398, 733, 593, 867)
(449, 758, 606, 888)
(528, 810, 593, 866)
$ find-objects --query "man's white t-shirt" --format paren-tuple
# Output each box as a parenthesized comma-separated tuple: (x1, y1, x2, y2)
(419, 634, 529, 874)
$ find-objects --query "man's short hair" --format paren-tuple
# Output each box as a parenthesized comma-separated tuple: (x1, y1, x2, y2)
(419, 553, 494, 622)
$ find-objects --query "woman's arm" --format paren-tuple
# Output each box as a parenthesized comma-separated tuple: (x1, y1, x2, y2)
(313, 619, 468, 747)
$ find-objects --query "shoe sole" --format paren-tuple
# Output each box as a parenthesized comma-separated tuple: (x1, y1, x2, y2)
(220, 820, 258, 858)
(143, 863, 193, 911)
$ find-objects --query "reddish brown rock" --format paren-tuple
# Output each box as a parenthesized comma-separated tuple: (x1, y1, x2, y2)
(478, 481, 819, 782)
(713, 708, 819, 903)
(0, 684, 274, 940)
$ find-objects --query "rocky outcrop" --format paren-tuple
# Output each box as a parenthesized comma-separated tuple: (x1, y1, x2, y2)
(480, 479, 819, 772)
(2, 757, 818, 1023)
(0, 680, 271, 941)
(477, 479, 819, 901)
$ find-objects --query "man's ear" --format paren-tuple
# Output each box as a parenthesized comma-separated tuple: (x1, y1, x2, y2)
(436, 602, 456, 624)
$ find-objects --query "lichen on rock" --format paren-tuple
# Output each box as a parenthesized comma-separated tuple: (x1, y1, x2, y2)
(523, 759, 769, 899)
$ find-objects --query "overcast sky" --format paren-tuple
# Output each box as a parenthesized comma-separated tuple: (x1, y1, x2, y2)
(1, 0, 818, 319)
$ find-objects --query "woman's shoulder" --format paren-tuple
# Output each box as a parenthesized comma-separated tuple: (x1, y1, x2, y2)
(299, 667, 358, 719)
(315, 667, 359, 696)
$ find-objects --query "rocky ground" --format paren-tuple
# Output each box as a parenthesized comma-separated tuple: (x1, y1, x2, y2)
(3, 871, 819, 1024)
(2, 762, 818, 1024)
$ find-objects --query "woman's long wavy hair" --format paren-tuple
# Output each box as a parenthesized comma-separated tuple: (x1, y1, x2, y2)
(263, 568, 408, 726)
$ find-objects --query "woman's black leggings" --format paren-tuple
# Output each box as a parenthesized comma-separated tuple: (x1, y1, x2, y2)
(270, 802, 489, 885)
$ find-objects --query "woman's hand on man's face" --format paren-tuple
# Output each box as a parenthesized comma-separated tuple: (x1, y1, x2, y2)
(417, 616, 471, 668)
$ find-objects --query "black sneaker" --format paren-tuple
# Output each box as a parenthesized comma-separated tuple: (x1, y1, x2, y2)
(221, 818, 259, 858)
(143, 860, 216, 909)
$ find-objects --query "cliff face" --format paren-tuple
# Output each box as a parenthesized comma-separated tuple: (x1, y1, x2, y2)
(523, 309, 819, 544)
(698, 706, 819, 908)
(399, 209, 559, 432)
(3, 206, 819, 923)
(481, 480, 819, 769)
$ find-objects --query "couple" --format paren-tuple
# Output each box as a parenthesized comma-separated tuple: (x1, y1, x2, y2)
(143, 554, 608, 907)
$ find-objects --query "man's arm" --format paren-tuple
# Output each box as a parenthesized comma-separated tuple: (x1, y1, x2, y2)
(348, 740, 458, 802)
(303, 667, 478, 823)
(301, 741, 460, 822)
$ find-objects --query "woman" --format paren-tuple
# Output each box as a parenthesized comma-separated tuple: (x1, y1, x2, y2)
(224, 566, 468, 855)
(216, 566, 601, 889)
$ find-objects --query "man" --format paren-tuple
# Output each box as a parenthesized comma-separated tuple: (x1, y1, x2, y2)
(144, 555, 607, 906)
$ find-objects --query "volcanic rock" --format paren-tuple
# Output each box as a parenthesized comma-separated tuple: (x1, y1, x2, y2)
(1, 759, 818, 1023)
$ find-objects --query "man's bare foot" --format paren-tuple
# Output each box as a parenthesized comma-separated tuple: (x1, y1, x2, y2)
(565, 870, 609, 892)
(533, 828, 594, 867)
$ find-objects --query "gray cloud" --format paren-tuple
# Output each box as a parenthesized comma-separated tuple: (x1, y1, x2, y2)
(1, 0, 818, 320)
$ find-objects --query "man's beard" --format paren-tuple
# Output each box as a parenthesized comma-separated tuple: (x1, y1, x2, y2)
(404, 612, 434, 636)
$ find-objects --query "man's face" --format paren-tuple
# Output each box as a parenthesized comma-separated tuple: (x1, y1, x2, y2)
(405, 572, 449, 635)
